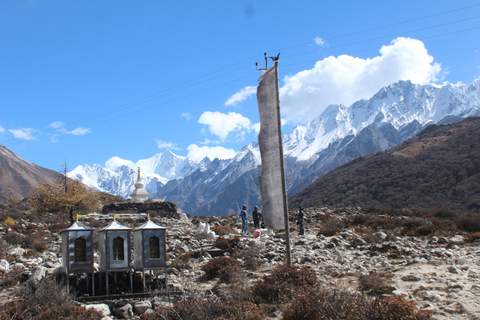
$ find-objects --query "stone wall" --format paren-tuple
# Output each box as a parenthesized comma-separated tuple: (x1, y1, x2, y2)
(101, 201, 186, 219)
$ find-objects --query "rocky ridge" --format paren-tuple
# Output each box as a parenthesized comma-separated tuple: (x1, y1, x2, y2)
(0, 208, 479, 319)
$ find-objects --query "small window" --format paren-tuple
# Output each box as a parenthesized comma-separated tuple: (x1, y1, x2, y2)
(113, 237, 125, 261)
(149, 236, 160, 259)
(74, 238, 87, 262)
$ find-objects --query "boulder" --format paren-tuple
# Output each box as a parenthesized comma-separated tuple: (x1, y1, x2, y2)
(83, 303, 111, 317)
(111, 300, 133, 319)
(133, 300, 152, 315)
(27, 266, 47, 289)
(142, 308, 156, 316)
(0, 259, 10, 273)
(350, 237, 367, 247)
(449, 235, 464, 245)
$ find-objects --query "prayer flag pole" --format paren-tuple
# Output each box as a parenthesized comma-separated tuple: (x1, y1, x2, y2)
(256, 53, 291, 265)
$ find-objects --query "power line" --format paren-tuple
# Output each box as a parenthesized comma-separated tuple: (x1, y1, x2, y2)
(85, 23, 480, 127)
(282, 16, 480, 61)
(63, 4, 480, 129)
(265, 3, 480, 53)
(281, 26, 480, 69)
(2, 3, 479, 144)
(324, 3, 480, 41)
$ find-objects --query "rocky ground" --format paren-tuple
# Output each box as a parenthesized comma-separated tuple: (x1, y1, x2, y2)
(1, 207, 479, 319)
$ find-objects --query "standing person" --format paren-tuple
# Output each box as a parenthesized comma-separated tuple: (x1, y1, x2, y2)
(240, 205, 248, 234)
(297, 206, 305, 235)
(252, 206, 261, 230)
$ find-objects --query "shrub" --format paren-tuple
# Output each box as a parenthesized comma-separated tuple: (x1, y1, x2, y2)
(372, 216, 403, 231)
(465, 232, 480, 243)
(32, 236, 50, 252)
(251, 265, 317, 304)
(405, 219, 456, 237)
(454, 212, 480, 233)
(431, 208, 457, 219)
(318, 217, 345, 236)
(346, 213, 376, 227)
(235, 241, 263, 271)
(358, 272, 395, 296)
(4, 232, 24, 246)
(47, 222, 71, 234)
(201, 256, 242, 282)
(0, 240, 5, 260)
(370, 296, 433, 320)
(149, 293, 264, 320)
(211, 224, 238, 236)
(283, 287, 432, 320)
(283, 287, 370, 320)
(0, 277, 102, 320)
(214, 236, 242, 254)
(3, 217, 15, 226)
(0, 266, 23, 288)
(171, 256, 194, 271)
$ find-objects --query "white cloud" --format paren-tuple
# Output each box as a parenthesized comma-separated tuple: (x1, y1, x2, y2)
(187, 144, 236, 162)
(50, 134, 59, 143)
(314, 37, 325, 46)
(280, 37, 443, 124)
(49, 121, 91, 136)
(9, 128, 36, 140)
(49, 121, 65, 129)
(181, 112, 192, 120)
(252, 122, 260, 135)
(155, 139, 179, 150)
(0, 125, 5, 133)
(198, 111, 252, 141)
(225, 86, 257, 106)
(68, 127, 91, 135)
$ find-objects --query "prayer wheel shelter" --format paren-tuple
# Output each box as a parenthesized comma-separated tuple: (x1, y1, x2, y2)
(98, 219, 132, 294)
(60, 221, 95, 294)
(133, 218, 167, 290)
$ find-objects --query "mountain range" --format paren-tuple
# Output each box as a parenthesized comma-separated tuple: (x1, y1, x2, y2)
(63, 79, 479, 215)
(289, 117, 480, 211)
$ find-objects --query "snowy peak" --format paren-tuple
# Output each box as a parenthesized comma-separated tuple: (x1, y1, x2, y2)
(68, 150, 196, 198)
(287, 80, 480, 162)
(68, 79, 480, 216)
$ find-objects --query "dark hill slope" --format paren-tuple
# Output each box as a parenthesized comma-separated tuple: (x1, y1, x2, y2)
(0, 144, 61, 201)
(0, 144, 127, 205)
(289, 117, 480, 211)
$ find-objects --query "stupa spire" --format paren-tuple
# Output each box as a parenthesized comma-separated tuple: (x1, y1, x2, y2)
(131, 166, 149, 202)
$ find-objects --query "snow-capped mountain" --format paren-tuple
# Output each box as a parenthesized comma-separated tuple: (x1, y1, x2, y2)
(68, 150, 197, 199)
(69, 79, 480, 215)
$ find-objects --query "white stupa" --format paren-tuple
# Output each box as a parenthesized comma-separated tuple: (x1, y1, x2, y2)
(130, 167, 149, 202)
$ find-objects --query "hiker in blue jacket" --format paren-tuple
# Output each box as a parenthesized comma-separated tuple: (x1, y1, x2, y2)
(240, 205, 248, 234)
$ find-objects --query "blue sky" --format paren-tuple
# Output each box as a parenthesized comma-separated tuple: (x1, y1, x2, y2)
(1, 1, 479, 171)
